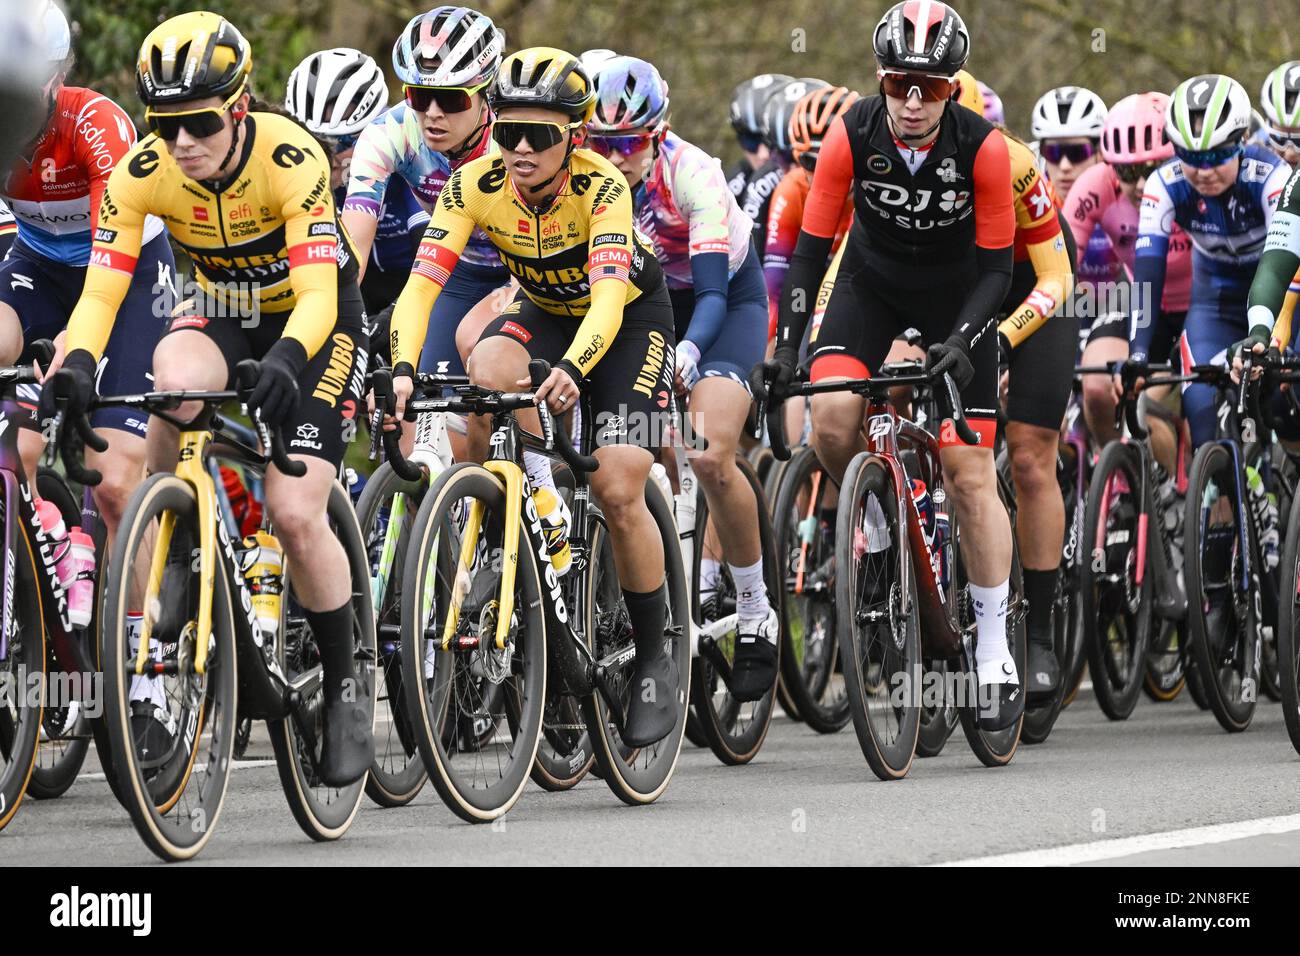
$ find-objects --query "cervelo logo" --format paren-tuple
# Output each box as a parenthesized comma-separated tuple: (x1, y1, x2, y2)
(523, 493, 566, 623)
(49, 886, 151, 936)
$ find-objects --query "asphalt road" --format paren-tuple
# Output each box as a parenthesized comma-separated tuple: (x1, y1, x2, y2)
(6, 686, 1300, 866)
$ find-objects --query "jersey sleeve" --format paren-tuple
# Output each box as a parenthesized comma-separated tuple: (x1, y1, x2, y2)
(342, 119, 397, 220)
(388, 167, 478, 371)
(1263, 159, 1293, 228)
(64, 151, 153, 361)
(764, 174, 804, 336)
(1249, 169, 1300, 345)
(1130, 171, 1176, 358)
(562, 177, 636, 376)
(999, 231, 1074, 348)
(74, 95, 139, 235)
(277, 141, 343, 360)
(949, 130, 1014, 349)
(801, 117, 855, 239)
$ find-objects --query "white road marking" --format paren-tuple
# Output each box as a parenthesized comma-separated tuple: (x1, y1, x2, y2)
(932, 813, 1300, 866)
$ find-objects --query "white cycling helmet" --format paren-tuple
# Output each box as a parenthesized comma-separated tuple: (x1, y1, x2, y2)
(580, 48, 619, 71)
(286, 48, 389, 138)
(1260, 61, 1300, 133)
(1167, 74, 1251, 152)
(1031, 86, 1107, 139)
(392, 6, 505, 89)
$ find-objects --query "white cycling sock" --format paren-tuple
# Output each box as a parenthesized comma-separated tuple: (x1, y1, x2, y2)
(126, 612, 167, 709)
(700, 558, 722, 597)
(730, 558, 769, 623)
(524, 451, 557, 494)
(970, 580, 1015, 682)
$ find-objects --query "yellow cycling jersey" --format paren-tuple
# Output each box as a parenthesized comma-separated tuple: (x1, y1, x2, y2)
(999, 132, 1074, 348)
(66, 111, 357, 363)
(389, 148, 663, 377)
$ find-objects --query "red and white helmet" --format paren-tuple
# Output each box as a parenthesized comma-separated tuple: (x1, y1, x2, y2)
(1101, 92, 1173, 165)
(872, 1, 970, 78)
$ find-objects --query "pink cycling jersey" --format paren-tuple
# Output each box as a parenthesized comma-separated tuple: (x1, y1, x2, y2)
(1065, 162, 1190, 313)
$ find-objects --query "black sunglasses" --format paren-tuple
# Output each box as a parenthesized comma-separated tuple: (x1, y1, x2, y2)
(1040, 140, 1097, 165)
(492, 119, 580, 152)
(1113, 160, 1160, 184)
(404, 83, 484, 114)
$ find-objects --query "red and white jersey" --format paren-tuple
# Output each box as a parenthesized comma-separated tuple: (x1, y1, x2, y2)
(3, 86, 163, 265)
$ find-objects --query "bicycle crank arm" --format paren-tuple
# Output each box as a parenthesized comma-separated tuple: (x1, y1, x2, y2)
(698, 634, 734, 684)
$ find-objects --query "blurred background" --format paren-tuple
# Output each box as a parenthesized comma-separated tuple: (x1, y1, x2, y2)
(65, 0, 1299, 165)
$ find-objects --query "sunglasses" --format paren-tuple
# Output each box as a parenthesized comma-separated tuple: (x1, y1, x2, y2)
(1040, 140, 1097, 165)
(403, 81, 488, 114)
(588, 132, 657, 157)
(146, 85, 244, 141)
(878, 70, 955, 103)
(1268, 128, 1300, 151)
(1173, 142, 1242, 169)
(492, 119, 582, 152)
(1113, 160, 1160, 184)
(736, 131, 763, 153)
(796, 151, 819, 172)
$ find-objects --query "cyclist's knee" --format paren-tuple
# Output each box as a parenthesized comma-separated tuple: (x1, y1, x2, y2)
(467, 337, 526, 390)
(0, 302, 22, 365)
(690, 443, 737, 491)
(1007, 428, 1057, 499)
(943, 449, 998, 509)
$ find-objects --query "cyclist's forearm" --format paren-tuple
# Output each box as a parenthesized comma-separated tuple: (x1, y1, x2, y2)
(951, 244, 1012, 350)
(776, 230, 832, 357)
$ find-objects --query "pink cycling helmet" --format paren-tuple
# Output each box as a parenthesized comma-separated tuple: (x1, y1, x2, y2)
(977, 81, 1003, 124)
(1102, 92, 1174, 165)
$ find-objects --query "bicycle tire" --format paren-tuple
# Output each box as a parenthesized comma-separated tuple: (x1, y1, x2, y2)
(1185, 442, 1259, 732)
(773, 446, 849, 733)
(0, 519, 44, 831)
(101, 474, 238, 861)
(1276, 485, 1300, 753)
(269, 480, 377, 840)
(582, 477, 691, 804)
(354, 461, 429, 808)
(916, 659, 958, 757)
(1079, 441, 1150, 720)
(836, 454, 920, 780)
(401, 463, 546, 822)
(688, 455, 779, 765)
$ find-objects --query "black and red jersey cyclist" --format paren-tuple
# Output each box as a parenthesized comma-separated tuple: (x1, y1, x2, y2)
(762, 1, 1023, 730)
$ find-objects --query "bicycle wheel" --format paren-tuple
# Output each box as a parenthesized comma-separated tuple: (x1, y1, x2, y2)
(101, 474, 237, 861)
(268, 481, 376, 840)
(401, 463, 546, 822)
(582, 477, 691, 804)
(687, 455, 779, 765)
(1079, 441, 1150, 720)
(773, 446, 849, 733)
(1142, 620, 1187, 702)
(1260, 453, 1289, 703)
(26, 469, 89, 800)
(354, 462, 428, 808)
(1185, 442, 1259, 732)
(762, 453, 802, 724)
(0, 519, 44, 831)
(916, 659, 958, 757)
(1276, 488, 1300, 753)
(836, 455, 920, 780)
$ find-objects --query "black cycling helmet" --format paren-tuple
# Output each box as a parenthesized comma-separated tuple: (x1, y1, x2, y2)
(729, 73, 795, 138)
(762, 78, 829, 152)
(873, 1, 970, 78)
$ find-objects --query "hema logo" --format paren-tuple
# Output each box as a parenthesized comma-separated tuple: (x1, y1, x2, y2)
(49, 886, 151, 936)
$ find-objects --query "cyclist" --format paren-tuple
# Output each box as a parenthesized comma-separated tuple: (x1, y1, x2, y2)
(1238, 163, 1300, 375)
(286, 48, 428, 327)
(587, 55, 776, 699)
(726, 73, 793, 200)
(952, 72, 1077, 698)
(342, 7, 514, 418)
(1068, 93, 1191, 462)
(743, 78, 826, 261)
(1032, 86, 1108, 198)
(1129, 75, 1291, 455)
(385, 48, 681, 746)
(978, 80, 1004, 126)
(45, 12, 373, 787)
(2, 0, 173, 534)
(1260, 61, 1300, 168)
(765, 1, 1024, 730)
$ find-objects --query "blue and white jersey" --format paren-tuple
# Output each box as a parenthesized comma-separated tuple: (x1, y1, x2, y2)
(1137, 144, 1290, 282)
(334, 176, 428, 275)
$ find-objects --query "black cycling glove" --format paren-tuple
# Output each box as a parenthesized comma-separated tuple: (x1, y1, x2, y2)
(925, 335, 975, 391)
(39, 348, 98, 429)
(248, 338, 308, 427)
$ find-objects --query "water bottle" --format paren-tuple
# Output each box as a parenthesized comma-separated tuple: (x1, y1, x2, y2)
(67, 529, 96, 627)
(933, 511, 952, 595)
(910, 479, 934, 540)
(239, 531, 283, 640)
(34, 499, 77, 589)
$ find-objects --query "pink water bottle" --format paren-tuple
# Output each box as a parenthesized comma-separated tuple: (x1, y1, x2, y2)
(34, 500, 77, 589)
(68, 529, 96, 627)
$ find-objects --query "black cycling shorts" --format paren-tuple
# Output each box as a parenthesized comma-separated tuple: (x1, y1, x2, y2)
(809, 246, 996, 443)
(479, 285, 676, 450)
(1003, 257, 1076, 430)
(165, 282, 368, 469)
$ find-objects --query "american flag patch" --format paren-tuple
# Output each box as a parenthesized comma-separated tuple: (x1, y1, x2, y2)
(414, 261, 452, 286)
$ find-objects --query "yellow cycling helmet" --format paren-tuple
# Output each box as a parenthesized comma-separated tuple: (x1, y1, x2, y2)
(137, 11, 251, 106)
(951, 69, 985, 117)
(491, 47, 596, 124)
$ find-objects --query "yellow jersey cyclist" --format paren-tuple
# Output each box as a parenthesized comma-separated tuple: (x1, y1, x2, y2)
(386, 48, 682, 747)
(586, 55, 777, 700)
(44, 12, 374, 787)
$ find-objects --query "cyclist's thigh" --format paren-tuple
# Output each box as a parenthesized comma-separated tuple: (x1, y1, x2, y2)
(1007, 313, 1075, 430)
(473, 293, 573, 383)
(0, 245, 79, 361)
(807, 253, 897, 384)
(156, 294, 249, 390)
(418, 263, 511, 377)
(1178, 302, 1240, 447)
(584, 286, 675, 451)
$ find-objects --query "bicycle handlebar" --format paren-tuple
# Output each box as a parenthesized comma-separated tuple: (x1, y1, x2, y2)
(528, 360, 598, 475)
(369, 367, 423, 482)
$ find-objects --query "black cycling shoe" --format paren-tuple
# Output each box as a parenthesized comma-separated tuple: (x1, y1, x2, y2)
(623, 650, 680, 747)
(318, 675, 374, 787)
(976, 660, 1025, 731)
(1026, 637, 1061, 701)
(729, 607, 780, 702)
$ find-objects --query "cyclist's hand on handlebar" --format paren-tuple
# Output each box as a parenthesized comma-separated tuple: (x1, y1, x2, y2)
(1114, 353, 1148, 402)
(751, 347, 798, 402)
(925, 336, 974, 391)
(247, 338, 306, 427)
(388, 363, 415, 429)
(1229, 326, 1271, 383)
(521, 360, 579, 414)
(35, 331, 68, 383)
(38, 348, 97, 428)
